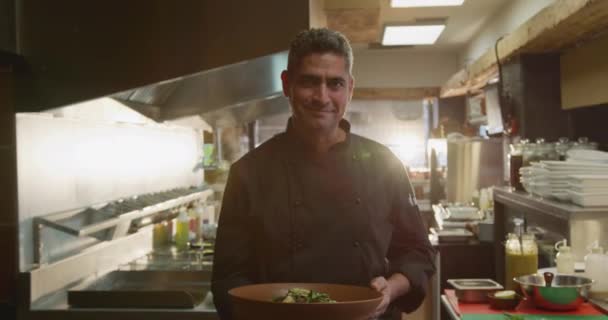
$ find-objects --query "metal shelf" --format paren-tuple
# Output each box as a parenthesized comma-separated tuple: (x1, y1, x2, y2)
(33, 186, 213, 264)
(493, 187, 608, 220)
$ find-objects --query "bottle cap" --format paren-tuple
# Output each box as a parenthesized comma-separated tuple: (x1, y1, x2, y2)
(555, 239, 568, 251)
(178, 207, 188, 220)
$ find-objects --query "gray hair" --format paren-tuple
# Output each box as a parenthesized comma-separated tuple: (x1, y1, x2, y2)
(287, 28, 354, 76)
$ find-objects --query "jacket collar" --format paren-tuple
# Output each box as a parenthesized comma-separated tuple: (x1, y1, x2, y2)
(282, 117, 353, 162)
(285, 117, 351, 145)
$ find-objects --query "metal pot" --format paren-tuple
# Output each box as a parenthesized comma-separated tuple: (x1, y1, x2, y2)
(514, 272, 593, 311)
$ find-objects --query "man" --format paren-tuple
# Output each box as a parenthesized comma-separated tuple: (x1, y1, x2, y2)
(211, 28, 436, 320)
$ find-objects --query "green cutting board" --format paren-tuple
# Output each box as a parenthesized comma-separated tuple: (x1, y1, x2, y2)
(463, 315, 607, 320)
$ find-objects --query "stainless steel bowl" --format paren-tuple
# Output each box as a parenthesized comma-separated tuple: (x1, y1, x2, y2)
(514, 273, 594, 311)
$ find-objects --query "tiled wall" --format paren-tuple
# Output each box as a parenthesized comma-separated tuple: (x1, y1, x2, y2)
(16, 109, 204, 270)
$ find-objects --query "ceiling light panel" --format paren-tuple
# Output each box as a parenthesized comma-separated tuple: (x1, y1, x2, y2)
(382, 25, 445, 45)
(390, 0, 465, 7)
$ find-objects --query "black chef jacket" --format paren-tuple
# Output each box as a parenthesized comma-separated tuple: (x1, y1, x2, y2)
(211, 119, 436, 320)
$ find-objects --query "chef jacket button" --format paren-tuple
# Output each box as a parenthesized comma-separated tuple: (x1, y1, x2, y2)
(355, 198, 361, 204)
(353, 241, 360, 248)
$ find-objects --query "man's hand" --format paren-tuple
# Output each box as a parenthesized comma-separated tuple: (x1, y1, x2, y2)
(369, 277, 391, 319)
(369, 273, 411, 319)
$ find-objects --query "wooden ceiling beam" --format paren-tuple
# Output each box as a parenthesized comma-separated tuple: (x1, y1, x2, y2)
(353, 87, 440, 101)
(441, 0, 608, 98)
(326, 8, 381, 43)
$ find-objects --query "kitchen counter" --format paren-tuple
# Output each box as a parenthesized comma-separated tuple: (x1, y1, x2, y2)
(441, 289, 607, 320)
(22, 234, 219, 320)
(27, 286, 218, 320)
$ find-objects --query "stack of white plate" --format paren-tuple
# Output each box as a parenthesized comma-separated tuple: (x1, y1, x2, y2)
(568, 175, 608, 206)
(520, 163, 571, 200)
(520, 159, 608, 204)
(564, 149, 608, 206)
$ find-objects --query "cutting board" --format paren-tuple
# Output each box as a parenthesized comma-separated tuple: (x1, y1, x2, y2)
(444, 290, 608, 320)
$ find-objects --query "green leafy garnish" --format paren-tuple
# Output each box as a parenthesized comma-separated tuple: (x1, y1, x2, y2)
(273, 288, 337, 303)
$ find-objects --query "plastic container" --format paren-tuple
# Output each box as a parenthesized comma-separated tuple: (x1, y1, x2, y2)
(585, 244, 608, 298)
(175, 207, 190, 251)
(555, 239, 575, 274)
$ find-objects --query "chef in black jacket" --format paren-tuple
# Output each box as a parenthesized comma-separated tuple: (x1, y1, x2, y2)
(211, 28, 436, 320)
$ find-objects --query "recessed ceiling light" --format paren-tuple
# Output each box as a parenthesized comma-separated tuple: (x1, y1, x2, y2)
(382, 24, 446, 45)
(391, 0, 465, 8)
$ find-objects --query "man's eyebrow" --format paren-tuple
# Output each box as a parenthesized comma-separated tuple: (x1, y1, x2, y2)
(328, 76, 346, 83)
(298, 74, 320, 80)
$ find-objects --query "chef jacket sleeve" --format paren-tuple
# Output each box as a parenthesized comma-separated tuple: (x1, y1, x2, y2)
(385, 156, 437, 313)
(211, 162, 254, 320)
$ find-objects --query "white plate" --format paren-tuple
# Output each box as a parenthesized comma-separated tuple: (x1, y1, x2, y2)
(547, 168, 608, 175)
(567, 190, 608, 207)
(569, 175, 608, 188)
(552, 192, 570, 201)
(542, 160, 608, 171)
(568, 185, 608, 194)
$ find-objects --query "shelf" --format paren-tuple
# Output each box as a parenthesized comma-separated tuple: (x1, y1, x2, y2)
(493, 186, 608, 220)
(33, 186, 213, 264)
(440, 0, 608, 98)
(36, 186, 212, 238)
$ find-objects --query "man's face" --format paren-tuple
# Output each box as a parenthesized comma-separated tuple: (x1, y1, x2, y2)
(281, 52, 354, 133)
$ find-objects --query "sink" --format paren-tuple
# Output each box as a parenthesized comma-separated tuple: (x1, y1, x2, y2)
(68, 270, 211, 309)
(120, 248, 214, 271)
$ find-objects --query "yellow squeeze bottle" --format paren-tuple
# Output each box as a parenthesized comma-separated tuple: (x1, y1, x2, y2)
(175, 207, 190, 251)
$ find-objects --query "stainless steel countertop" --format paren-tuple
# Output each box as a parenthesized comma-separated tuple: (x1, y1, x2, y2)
(25, 245, 218, 320)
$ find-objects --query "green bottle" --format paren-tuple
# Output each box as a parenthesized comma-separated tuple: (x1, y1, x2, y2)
(175, 207, 190, 251)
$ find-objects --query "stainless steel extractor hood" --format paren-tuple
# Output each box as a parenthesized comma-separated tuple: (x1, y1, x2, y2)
(112, 51, 291, 127)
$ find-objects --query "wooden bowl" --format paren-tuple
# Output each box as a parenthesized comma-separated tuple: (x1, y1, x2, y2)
(229, 283, 383, 320)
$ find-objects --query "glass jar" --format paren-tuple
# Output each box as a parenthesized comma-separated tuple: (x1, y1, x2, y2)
(521, 139, 535, 167)
(534, 140, 558, 161)
(505, 232, 538, 290)
(532, 138, 549, 162)
(555, 137, 571, 161)
(571, 137, 599, 151)
(509, 143, 524, 191)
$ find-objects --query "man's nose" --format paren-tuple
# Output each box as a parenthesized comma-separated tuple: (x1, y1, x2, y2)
(312, 84, 331, 105)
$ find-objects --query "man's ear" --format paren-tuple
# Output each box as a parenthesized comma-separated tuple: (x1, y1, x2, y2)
(348, 74, 355, 101)
(281, 70, 290, 97)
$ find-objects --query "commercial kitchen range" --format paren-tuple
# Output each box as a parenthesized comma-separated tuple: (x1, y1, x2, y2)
(19, 186, 219, 320)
